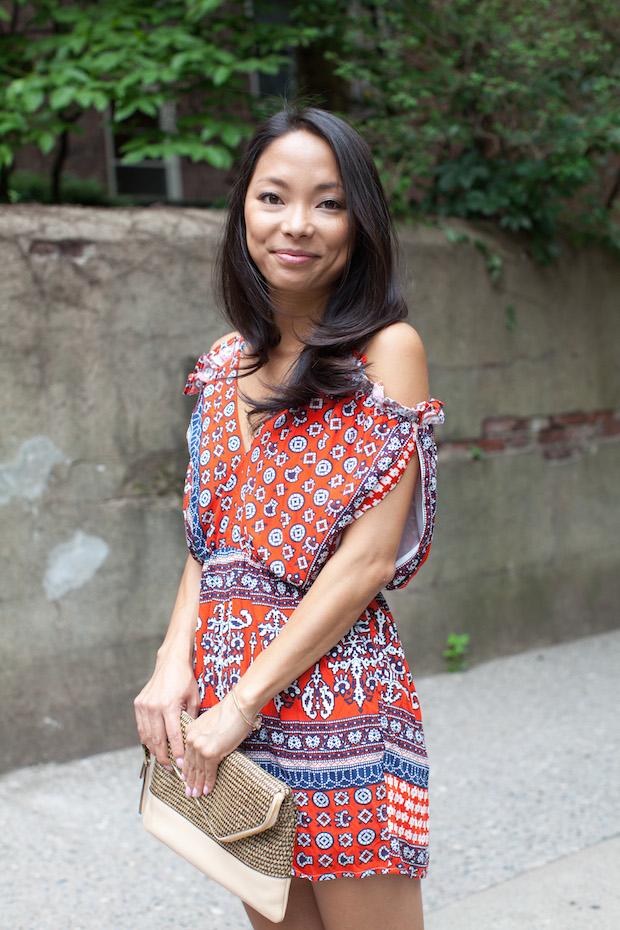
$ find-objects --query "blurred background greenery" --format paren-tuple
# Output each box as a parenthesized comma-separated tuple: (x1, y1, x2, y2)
(1, 0, 619, 262)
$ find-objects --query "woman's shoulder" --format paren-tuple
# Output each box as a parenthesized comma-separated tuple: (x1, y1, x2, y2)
(364, 321, 426, 369)
(363, 322, 429, 408)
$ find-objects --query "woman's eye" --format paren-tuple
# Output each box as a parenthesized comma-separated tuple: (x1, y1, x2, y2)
(320, 199, 344, 210)
(259, 192, 283, 205)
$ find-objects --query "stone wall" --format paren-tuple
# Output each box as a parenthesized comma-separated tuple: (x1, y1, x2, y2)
(1, 205, 618, 772)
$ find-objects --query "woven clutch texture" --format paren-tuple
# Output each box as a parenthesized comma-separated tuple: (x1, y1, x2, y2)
(140, 711, 297, 923)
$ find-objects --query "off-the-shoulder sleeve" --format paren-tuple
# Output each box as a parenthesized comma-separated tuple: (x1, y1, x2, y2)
(368, 384, 444, 589)
(235, 387, 444, 589)
(344, 383, 443, 589)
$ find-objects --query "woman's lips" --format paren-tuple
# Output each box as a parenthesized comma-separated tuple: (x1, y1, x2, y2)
(273, 250, 318, 265)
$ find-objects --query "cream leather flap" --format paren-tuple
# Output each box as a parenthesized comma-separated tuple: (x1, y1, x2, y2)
(143, 792, 291, 923)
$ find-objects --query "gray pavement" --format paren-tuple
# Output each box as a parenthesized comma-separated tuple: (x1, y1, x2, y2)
(2, 630, 619, 929)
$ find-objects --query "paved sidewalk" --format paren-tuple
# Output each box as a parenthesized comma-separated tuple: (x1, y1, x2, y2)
(426, 836, 620, 930)
(2, 630, 619, 929)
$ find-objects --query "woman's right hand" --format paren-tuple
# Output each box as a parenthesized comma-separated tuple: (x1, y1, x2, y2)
(135, 554, 202, 767)
(134, 653, 200, 769)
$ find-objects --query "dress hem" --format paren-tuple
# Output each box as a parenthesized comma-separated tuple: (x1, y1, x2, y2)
(291, 865, 428, 882)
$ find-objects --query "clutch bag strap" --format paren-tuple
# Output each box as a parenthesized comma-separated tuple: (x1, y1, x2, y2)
(139, 744, 151, 815)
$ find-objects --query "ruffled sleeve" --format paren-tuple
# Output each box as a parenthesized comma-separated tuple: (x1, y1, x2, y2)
(184, 334, 241, 396)
(369, 381, 444, 427)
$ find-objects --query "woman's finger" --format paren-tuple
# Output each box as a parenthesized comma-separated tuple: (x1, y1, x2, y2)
(137, 699, 175, 768)
(134, 691, 151, 744)
(181, 695, 250, 794)
(163, 711, 186, 768)
(183, 725, 219, 796)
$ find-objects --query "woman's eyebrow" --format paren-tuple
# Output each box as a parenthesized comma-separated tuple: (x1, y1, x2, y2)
(315, 181, 344, 192)
(255, 176, 344, 191)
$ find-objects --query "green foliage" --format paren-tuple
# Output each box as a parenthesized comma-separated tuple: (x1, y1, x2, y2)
(443, 632, 471, 672)
(1, 0, 619, 260)
(293, 0, 620, 261)
(0, 0, 305, 194)
(474, 240, 503, 285)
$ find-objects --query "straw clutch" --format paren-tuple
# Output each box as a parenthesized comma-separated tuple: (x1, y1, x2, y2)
(139, 711, 297, 923)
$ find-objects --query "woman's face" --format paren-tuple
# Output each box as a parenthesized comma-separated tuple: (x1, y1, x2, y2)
(244, 130, 352, 306)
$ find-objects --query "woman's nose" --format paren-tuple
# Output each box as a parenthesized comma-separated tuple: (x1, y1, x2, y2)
(281, 203, 313, 237)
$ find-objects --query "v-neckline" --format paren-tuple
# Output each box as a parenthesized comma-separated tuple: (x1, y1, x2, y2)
(234, 377, 257, 458)
(231, 337, 305, 458)
(233, 340, 265, 458)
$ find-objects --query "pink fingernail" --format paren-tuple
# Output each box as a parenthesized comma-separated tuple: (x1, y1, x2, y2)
(163, 764, 173, 772)
(192, 787, 200, 798)
(176, 758, 184, 767)
(203, 786, 210, 796)
(185, 786, 191, 798)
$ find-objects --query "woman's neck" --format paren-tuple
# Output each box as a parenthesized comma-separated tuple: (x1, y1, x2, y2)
(268, 289, 328, 358)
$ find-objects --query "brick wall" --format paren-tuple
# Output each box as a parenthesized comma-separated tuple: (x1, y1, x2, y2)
(440, 409, 620, 462)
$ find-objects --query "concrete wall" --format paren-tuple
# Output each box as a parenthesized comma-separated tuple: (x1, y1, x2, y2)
(1, 206, 618, 772)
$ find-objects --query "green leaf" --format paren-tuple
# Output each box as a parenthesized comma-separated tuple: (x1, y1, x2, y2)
(5, 80, 26, 105)
(38, 132, 57, 154)
(187, 0, 225, 21)
(49, 86, 76, 111)
(92, 51, 126, 73)
(199, 144, 233, 168)
(0, 143, 14, 167)
(113, 102, 139, 123)
(211, 66, 231, 87)
(91, 90, 109, 112)
(220, 123, 244, 148)
(22, 88, 45, 114)
(443, 226, 470, 246)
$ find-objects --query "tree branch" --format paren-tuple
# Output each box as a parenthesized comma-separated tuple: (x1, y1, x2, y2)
(51, 128, 69, 204)
(604, 166, 620, 211)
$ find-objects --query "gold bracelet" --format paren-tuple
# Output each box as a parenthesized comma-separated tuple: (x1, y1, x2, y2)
(231, 687, 262, 731)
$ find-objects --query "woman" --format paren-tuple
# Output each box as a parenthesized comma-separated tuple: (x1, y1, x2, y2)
(135, 107, 443, 930)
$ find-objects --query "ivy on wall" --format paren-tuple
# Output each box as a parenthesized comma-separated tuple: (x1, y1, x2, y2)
(292, 0, 620, 262)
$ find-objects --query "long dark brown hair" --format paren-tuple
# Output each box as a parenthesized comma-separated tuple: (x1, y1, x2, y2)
(216, 106, 407, 419)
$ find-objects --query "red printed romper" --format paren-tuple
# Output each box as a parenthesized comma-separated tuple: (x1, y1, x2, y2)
(183, 334, 444, 881)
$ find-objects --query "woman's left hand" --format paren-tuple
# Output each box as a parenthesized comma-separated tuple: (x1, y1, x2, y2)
(179, 693, 253, 797)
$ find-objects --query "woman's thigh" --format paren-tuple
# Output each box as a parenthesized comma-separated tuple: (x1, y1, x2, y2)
(244, 874, 423, 930)
(313, 874, 424, 930)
